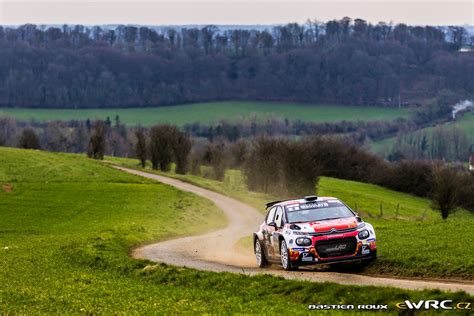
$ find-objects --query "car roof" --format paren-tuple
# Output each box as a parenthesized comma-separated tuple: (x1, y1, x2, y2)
(268, 196, 339, 208)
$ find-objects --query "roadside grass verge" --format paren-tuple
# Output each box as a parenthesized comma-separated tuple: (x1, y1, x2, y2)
(0, 101, 410, 126)
(110, 157, 474, 280)
(1, 148, 472, 313)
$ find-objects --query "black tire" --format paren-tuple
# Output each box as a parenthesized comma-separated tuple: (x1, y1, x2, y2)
(254, 238, 269, 268)
(280, 240, 298, 271)
(353, 250, 377, 271)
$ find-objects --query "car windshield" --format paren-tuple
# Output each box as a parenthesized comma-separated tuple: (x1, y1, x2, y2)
(285, 200, 354, 223)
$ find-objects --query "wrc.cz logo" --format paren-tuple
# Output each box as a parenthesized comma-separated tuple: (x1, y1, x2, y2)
(396, 300, 471, 310)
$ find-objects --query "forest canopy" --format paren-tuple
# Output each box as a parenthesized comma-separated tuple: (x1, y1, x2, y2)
(0, 18, 473, 108)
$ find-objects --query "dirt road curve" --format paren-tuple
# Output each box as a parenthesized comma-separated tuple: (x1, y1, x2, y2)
(114, 166, 474, 295)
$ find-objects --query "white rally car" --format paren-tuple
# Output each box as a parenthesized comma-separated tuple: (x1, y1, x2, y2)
(253, 196, 377, 270)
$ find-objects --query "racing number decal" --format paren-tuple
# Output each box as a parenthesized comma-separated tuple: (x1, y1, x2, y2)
(361, 245, 370, 255)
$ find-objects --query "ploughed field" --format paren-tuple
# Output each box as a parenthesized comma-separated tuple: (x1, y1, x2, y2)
(1, 148, 472, 314)
(111, 157, 474, 280)
(0, 101, 410, 126)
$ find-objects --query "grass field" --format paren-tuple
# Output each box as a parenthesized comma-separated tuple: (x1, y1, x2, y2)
(372, 111, 474, 154)
(111, 158, 474, 280)
(3, 148, 472, 313)
(0, 101, 411, 126)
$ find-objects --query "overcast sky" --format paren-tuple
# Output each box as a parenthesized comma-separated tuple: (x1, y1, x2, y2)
(1, 0, 473, 26)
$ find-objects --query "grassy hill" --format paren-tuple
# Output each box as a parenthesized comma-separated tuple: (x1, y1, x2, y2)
(372, 111, 474, 154)
(0, 101, 410, 126)
(110, 158, 474, 280)
(4, 148, 471, 313)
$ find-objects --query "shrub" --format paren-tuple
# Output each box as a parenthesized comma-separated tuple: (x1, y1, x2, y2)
(229, 139, 248, 168)
(457, 173, 474, 212)
(134, 129, 147, 168)
(18, 129, 41, 150)
(87, 121, 106, 159)
(385, 160, 434, 197)
(149, 125, 177, 171)
(204, 141, 228, 181)
(174, 132, 192, 175)
(189, 151, 203, 176)
(431, 166, 460, 219)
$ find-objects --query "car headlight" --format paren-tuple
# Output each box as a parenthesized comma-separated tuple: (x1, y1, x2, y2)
(295, 237, 312, 246)
(358, 229, 369, 239)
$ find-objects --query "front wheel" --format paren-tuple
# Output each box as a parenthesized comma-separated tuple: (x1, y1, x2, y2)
(254, 238, 268, 268)
(280, 240, 297, 271)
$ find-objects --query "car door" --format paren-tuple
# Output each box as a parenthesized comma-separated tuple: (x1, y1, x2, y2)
(262, 207, 277, 259)
(271, 206, 285, 259)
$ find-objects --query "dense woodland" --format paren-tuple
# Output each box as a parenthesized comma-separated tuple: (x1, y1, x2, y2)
(0, 19, 473, 108)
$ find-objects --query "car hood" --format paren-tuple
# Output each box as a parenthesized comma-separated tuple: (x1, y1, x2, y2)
(295, 217, 359, 233)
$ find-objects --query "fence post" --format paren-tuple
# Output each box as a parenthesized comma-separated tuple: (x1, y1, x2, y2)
(395, 203, 400, 219)
(380, 203, 383, 217)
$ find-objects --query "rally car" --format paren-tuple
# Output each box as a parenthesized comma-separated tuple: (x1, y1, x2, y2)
(253, 195, 376, 270)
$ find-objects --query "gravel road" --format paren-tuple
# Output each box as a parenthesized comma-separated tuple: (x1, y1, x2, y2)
(114, 166, 474, 295)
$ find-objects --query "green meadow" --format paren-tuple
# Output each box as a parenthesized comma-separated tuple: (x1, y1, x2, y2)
(0, 101, 410, 126)
(1, 148, 472, 313)
(111, 157, 474, 280)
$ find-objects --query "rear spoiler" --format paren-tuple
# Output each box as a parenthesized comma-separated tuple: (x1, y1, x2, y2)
(265, 200, 283, 209)
(265, 196, 318, 209)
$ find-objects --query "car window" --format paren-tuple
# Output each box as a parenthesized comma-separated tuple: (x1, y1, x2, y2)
(274, 206, 283, 228)
(285, 201, 354, 223)
(265, 207, 276, 225)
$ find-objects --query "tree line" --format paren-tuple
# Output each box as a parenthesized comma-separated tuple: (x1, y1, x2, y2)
(0, 19, 473, 108)
(2, 105, 471, 164)
(1, 116, 473, 218)
(239, 136, 474, 219)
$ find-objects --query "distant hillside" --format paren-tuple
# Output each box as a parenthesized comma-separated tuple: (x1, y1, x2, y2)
(0, 101, 410, 126)
(0, 19, 472, 109)
(372, 111, 474, 160)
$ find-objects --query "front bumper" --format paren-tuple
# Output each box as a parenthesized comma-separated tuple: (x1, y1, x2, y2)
(289, 239, 377, 266)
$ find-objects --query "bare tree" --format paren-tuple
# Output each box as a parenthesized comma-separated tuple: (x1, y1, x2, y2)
(135, 129, 147, 168)
(71, 121, 90, 153)
(204, 141, 228, 181)
(174, 132, 192, 174)
(45, 121, 69, 152)
(0, 118, 19, 147)
(149, 125, 177, 171)
(189, 150, 203, 175)
(230, 139, 248, 168)
(18, 129, 40, 149)
(431, 166, 459, 219)
(87, 121, 106, 160)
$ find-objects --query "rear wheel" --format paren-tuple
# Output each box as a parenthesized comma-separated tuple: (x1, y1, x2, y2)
(254, 238, 268, 268)
(280, 240, 297, 271)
